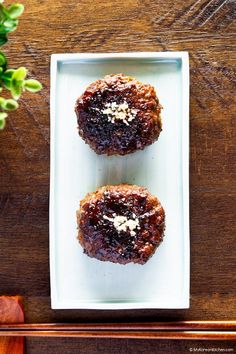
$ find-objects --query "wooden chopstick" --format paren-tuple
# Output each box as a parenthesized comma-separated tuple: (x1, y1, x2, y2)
(0, 322, 235, 339)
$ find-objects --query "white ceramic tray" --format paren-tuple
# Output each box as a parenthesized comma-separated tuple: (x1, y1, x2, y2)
(50, 52, 189, 309)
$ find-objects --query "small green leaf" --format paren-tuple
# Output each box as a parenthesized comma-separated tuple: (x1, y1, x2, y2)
(1, 98, 19, 110)
(3, 69, 15, 78)
(2, 69, 15, 89)
(11, 81, 22, 99)
(8, 3, 24, 19)
(0, 2, 21, 44)
(0, 97, 6, 106)
(0, 34, 7, 46)
(24, 79, 42, 93)
(10, 67, 27, 99)
(0, 51, 7, 67)
(0, 112, 7, 119)
(3, 19, 18, 31)
(0, 112, 7, 129)
(0, 5, 9, 18)
(3, 80, 11, 90)
(12, 66, 27, 81)
(0, 119, 5, 129)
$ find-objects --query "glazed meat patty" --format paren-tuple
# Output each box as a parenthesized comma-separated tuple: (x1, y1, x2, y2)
(77, 184, 165, 265)
(75, 74, 162, 155)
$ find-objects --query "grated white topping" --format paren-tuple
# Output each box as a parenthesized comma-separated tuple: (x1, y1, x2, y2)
(101, 101, 137, 126)
(103, 214, 140, 236)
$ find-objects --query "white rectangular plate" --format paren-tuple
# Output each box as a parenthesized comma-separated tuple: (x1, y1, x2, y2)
(50, 52, 189, 309)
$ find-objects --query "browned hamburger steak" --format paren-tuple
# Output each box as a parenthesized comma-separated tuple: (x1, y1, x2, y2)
(75, 74, 162, 155)
(77, 184, 165, 265)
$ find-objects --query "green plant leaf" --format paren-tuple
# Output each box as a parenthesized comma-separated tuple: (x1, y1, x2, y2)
(24, 79, 42, 92)
(0, 119, 5, 129)
(8, 4, 24, 19)
(0, 2, 43, 131)
(9, 4, 24, 18)
(0, 2, 21, 45)
(0, 112, 7, 129)
(0, 112, 7, 120)
(0, 51, 7, 66)
(2, 68, 15, 89)
(0, 97, 5, 106)
(11, 81, 22, 99)
(12, 66, 27, 81)
(10, 67, 27, 99)
(3, 19, 18, 31)
(0, 34, 7, 45)
(3, 68, 15, 78)
(1, 98, 18, 110)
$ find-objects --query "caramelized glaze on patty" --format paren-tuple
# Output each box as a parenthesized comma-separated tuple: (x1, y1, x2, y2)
(77, 184, 165, 265)
(75, 74, 162, 155)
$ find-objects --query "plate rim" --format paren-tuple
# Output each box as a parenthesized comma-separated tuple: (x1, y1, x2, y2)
(50, 51, 190, 310)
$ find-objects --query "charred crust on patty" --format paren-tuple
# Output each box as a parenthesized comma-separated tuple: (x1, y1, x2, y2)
(75, 74, 162, 156)
(77, 184, 165, 265)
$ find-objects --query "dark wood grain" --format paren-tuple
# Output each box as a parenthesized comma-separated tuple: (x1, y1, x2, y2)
(0, 0, 236, 352)
(25, 338, 236, 354)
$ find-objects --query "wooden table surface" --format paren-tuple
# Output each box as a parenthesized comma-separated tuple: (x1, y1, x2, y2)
(0, 0, 236, 353)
